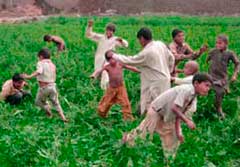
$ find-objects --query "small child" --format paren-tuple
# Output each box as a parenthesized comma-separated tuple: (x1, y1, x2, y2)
(43, 35, 66, 52)
(171, 60, 199, 85)
(207, 35, 239, 118)
(86, 20, 129, 90)
(0, 73, 30, 105)
(91, 50, 140, 120)
(169, 29, 207, 77)
(171, 60, 199, 142)
(23, 48, 67, 122)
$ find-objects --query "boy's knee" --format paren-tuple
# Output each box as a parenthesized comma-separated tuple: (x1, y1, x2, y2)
(97, 107, 107, 118)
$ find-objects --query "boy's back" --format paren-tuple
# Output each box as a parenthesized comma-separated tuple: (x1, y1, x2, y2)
(37, 59, 56, 83)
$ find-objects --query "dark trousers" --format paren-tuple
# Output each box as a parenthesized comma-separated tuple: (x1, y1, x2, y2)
(5, 91, 31, 105)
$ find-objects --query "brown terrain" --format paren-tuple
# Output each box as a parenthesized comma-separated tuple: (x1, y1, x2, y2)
(0, 0, 240, 23)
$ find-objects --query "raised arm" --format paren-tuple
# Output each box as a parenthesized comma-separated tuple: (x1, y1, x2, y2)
(85, 20, 104, 42)
(123, 64, 141, 73)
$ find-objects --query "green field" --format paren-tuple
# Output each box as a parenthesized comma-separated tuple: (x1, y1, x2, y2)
(0, 16, 239, 167)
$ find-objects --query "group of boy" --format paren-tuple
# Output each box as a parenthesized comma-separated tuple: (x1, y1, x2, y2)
(85, 20, 239, 162)
(0, 20, 239, 162)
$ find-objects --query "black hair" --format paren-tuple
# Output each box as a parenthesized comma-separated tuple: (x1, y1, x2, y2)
(106, 23, 116, 32)
(172, 29, 183, 39)
(12, 73, 24, 82)
(43, 35, 51, 41)
(105, 50, 113, 62)
(192, 73, 213, 84)
(137, 27, 152, 41)
(38, 48, 51, 59)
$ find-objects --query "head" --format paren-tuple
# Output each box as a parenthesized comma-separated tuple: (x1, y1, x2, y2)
(105, 23, 116, 38)
(192, 73, 212, 96)
(183, 61, 199, 76)
(12, 73, 25, 90)
(172, 29, 184, 44)
(137, 27, 152, 47)
(105, 50, 116, 65)
(216, 35, 228, 51)
(38, 48, 51, 60)
(43, 35, 52, 42)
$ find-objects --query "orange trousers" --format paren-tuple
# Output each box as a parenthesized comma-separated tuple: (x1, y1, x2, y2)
(98, 85, 134, 120)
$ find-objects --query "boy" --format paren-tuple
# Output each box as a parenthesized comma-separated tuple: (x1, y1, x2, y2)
(0, 73, 30, 105)
(122, 73, 212, 160)
(171, 60, 199, 85)
(43, 35, 66, 52)
(91, 50, 140, 120)
(23, 48, 67, 122)
(169, 29, 207, 76)
(86, 20, 128, 90)
(207, 35, 239, 118)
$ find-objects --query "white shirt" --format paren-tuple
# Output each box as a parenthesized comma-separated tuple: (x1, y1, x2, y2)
(86, 26, 128, 70)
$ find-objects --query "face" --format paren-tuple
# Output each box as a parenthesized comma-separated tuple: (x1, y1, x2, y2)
(13, 80, 24, 90)
(194, 81, 211, 96)
(106, 29, 114, 38)
(174, 32, 185, 44)
(138, 37, 146, 47)
(216, 38, 227, 51)
(106, 52, 117, 65)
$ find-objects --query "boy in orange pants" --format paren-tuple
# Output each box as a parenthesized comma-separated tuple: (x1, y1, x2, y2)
(91, 50, 140, 120)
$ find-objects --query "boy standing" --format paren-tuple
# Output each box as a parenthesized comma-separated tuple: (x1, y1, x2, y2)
(207, 35, 239, 118)
(23, 48, 67, 122)
(0, 73, 30, 105)
(91, 50, 140, 121)
(122, 73, 212, 160)
(43, 35, 66, 52)
(169, 29, 207, 76)
(86, 20, 128, 90)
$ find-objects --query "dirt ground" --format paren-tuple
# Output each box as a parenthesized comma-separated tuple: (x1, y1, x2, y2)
(0, 0, 240, 21)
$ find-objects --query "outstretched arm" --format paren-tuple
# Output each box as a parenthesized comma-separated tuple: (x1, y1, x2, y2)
(116, 38, 129, 48)
(22, 71, 40, 79)
(123, 64, 141, 73)
(90, 66, 107, 79)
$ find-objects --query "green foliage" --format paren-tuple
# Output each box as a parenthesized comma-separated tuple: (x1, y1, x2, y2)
(0, 16, 239, 166)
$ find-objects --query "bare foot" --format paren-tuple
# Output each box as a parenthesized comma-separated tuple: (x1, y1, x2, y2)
(62, 118, 69, 123)
(46, 111, 52, 118)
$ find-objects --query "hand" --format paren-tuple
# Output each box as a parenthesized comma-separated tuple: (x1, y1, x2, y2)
(21, 73, 29, 79)
(231, 75, 237, 82)
(178, 134, 184, 143)
(199, 44, 208, 54)
(186, 120, 196, 130)
(88, 20, 93, 27)
(116, 38, 123, 44)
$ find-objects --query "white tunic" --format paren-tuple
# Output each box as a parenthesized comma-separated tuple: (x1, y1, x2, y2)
(86, 26, 128, 89)
(114, 41, 175, 114)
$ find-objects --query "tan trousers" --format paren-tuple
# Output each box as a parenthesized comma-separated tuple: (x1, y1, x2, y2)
(124, 106, 179, 158)
(35, 84, 65, 119)
(98, 85, 134, 120)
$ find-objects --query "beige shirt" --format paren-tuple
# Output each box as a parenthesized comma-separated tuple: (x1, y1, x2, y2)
(36, 59, 56, 83)
(114, 41, 175, 113)
(86, 26, 128, 70)
(152, 84, 197, 123)
(0, 80, 25, 100)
